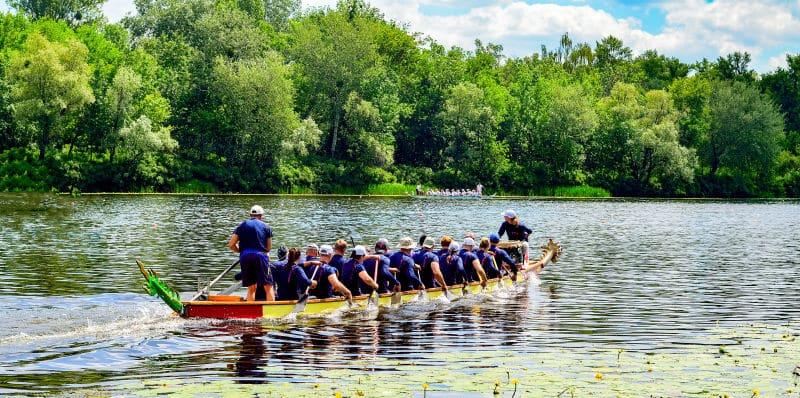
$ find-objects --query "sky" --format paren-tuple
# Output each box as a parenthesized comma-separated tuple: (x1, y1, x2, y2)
(2, 0, 799, 72)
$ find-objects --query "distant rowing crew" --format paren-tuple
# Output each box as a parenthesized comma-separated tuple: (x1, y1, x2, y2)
(228, 206, 537, 302)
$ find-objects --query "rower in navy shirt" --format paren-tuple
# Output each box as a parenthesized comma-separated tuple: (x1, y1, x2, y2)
(414, 237, 449, 292)
(477, 237, 502, 279)
(304, 245, 352, 300)
(390, 237, 423, 290)
(459, 237, 488, 286)
(489, 233, 520, 279)
(329, 239, 348, 275)
(362, 239, 400, 293)
(438, 242, 466, 285)
(274, 248, 316, 300)
(340, 245, 380, 296)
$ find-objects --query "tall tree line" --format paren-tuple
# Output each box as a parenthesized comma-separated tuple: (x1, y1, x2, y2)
(0, 0, 797, 196)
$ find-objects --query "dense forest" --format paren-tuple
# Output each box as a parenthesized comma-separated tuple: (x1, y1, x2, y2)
(0, 0, 798, 197)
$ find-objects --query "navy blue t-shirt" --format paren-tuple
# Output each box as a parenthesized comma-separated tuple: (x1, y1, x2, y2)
(329, 253, 346, 275)
(363, 255, 399, 293)
(233, 219, 273, 255)
(458, 249, 480, 282)
(305, 264, 337, 299)
(390, 251, 422, 290)
(438, 253, 465, 285)
(491, 245, 516, 273)
(413, 250, 439, 288)
(476, 250, 502, 279)
(274, 262, 311, 300)
(498, 221, 532, 241)
(341, 259, 367, 296)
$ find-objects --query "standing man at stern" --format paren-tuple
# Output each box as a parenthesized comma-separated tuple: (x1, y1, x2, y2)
(228, 205, 274, 301)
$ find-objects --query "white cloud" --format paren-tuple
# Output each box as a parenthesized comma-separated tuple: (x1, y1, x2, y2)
(103, 0, 138, 21)
(767, 52, 789, 70)
(300, 0, 800, 71)
(98, 0, 800, 72)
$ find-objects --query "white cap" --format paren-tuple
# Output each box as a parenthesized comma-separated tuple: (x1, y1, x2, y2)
(448, 242, 460, 253)
(250, 205, 265, 216)
(463, 237, 476, 247)
(377, 238, 389, 246)
(353, 245, 367, 256)
(502, 209, 517, 219)
(319, 244, 333, 255)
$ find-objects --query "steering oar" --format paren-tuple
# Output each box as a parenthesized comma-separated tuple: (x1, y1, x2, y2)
(191, 259, 239, 301)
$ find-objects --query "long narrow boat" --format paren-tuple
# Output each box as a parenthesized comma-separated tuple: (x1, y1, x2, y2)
(137, 239, 561, 320)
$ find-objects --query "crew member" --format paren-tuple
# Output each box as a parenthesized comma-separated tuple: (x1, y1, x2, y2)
(274, 248, 316, 300)
(459, 237, 488, 287)
(413, 237, 448, 292)
(340, 245, 380, 296)
(304, 245, 352, 300)
(498, 209, 532, 265)
(363, 238, 400, 293)
(390, 237, 423, 290)
(439, 242, 466, 285)
(329, 239, 348, 274)
(489, 233, 520, 280)
(227, 205, 274, 301)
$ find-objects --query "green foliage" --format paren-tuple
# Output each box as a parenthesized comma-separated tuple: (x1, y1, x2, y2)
(9, 0, 104, 25)
(706, 80, 784, 180)
(438, 82, 508, 188)
(364, 183, 416, 195)
(0, 8, 795, 197)
(7, 32, 94, 160)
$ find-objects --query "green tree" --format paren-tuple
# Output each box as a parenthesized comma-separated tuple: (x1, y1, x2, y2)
(263, 0, 299, 30)
(594, 36, 634, 93)
(210, 54, 299, 176)
(290, 10, 381, 157)
(8, 32, 94, 160)
(438, 82, 508, 186)
(669, 76, 711, 148)
(705, 80, 784, 178)
(586, 83, 696, 194)
(341, 92, 395, 167)
(761, 54, 800, 154)
(104, 66, 143, 161)
(9, 0, 104, 24)
(634, 50, 689, 90)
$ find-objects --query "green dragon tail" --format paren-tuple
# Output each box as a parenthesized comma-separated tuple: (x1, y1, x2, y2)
(137, 259, 184, 315)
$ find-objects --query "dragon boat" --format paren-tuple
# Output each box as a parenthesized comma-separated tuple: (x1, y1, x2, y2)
(137, 239, 561, 320)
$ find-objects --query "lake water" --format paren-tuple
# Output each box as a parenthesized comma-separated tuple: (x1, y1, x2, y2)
(0, 194, 798, 397)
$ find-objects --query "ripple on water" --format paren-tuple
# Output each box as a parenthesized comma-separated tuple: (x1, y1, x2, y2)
(0, 195, 799, 396)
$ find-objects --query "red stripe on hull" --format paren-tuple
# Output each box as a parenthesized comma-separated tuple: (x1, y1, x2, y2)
(185, 304, 263, 319)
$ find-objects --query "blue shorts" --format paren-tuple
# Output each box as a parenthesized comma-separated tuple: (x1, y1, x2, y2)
(240, 252, 274, 287)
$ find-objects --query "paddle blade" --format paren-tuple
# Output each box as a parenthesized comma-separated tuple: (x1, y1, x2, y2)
(367, 291, 378, 308)
(390, 291, 402, 306)
(291, 294, 309, 314)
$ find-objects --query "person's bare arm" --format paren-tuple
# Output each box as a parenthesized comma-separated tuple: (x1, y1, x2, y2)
(265, 237, 272, 253)
(430, 261, 448, 291)
(328, 274, 352, 299)
(358, 270, 379, 289)
(228, 234, 240, 253)
(472, 258, 488, 287)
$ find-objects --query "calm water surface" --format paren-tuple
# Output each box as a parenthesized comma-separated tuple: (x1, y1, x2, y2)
(0, 194, 798, 396)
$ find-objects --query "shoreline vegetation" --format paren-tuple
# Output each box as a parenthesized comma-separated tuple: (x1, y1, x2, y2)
(1, 1, 799, 198)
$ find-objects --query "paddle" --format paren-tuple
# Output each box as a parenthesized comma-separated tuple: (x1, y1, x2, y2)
(416, 268, 427, 300)
(367, 252, 380, 307)
(191, 259, 239, 301)
(292, 265, 319, 314)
